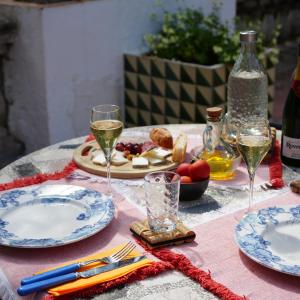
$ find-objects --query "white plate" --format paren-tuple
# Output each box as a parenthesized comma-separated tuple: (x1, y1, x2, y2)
(0, 185, 114, 248)
(235, 205, 300, 276)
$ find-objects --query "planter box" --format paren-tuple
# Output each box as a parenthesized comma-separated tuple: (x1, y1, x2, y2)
(124, 54, 276, 127)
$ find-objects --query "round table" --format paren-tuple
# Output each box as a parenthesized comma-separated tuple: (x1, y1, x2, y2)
(0, 124, 299, 300)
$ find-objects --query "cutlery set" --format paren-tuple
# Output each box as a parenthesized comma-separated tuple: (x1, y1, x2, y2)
(17, 241, 142, 296)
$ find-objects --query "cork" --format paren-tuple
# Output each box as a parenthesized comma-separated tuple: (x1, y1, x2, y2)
(130, 219, 196, 248)
(206, 107, 223, 120)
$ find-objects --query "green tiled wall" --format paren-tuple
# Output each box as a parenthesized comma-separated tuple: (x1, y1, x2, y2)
(124, 54, 275, 127)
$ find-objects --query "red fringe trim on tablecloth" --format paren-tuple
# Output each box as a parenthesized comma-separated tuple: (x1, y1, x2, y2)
(0, 161, 77, 191)
(0, 134, 95, 191)
(136, 240, 246, 300)
(269, 140, 284, 188)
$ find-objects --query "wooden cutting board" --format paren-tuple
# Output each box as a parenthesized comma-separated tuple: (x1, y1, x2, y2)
(73, 140, 179, 179)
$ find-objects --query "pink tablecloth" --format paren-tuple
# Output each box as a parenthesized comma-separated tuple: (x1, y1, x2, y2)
(0, 177, 148, 300)
(175, 191, 300, 300)
(0, 169, 299, 299)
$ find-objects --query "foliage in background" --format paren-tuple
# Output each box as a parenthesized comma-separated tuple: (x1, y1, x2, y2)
(213, 17, 281, 65)
(145, 2, 281, 66)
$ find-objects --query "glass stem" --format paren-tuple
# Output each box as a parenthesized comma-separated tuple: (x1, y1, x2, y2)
(106, 152, 112, 197)
(248, 172, 255, 212)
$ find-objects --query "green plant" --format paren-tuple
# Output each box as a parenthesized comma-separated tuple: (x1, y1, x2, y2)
(145, 3, 281, 66)
(213, 18, 281, 65)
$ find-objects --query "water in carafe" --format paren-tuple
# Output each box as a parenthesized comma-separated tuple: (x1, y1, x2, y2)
(227, 31, 268, 139)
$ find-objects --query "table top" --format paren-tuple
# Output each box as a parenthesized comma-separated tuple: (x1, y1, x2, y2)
(0, 123, 297, 183)
(0, 124, 299, 300)
(0, 124, 197, 183)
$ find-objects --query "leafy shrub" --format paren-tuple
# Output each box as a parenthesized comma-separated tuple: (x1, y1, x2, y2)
(145, 4, 280, 66)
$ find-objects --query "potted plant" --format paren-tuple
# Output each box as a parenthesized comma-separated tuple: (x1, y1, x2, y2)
(124, 4, 280, 127)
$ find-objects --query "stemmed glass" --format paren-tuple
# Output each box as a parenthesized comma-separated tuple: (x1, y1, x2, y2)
(90, 104, 123, 196)
(236, 119, 272, 216)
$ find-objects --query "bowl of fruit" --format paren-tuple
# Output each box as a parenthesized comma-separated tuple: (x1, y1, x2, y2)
(176, 160, 210, 201)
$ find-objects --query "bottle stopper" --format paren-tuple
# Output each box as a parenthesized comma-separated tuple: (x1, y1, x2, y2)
(206, 107, 223, 120)
(240, 31, 257, 42)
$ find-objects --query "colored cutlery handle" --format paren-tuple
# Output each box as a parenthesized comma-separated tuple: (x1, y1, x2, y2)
(17, 272, 78, 296)
(21, 263, 79, 285)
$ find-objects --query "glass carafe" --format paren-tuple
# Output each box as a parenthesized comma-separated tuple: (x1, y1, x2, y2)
(199, 107, 236, 180)
(226, 30, 268, 142)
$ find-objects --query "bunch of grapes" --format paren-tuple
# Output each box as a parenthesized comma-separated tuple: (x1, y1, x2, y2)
(116, 142, 143, 155)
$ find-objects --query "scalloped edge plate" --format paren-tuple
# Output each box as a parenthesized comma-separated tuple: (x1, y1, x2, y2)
(235, 205, 300, 276)
(0, 184, 114, 248)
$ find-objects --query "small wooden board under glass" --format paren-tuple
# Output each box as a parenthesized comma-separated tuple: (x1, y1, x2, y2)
(73, 140, 179, 179)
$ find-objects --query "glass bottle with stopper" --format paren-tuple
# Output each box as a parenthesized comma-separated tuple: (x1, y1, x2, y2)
(225, 30, 268, 145)
(198, 107, 237, 180)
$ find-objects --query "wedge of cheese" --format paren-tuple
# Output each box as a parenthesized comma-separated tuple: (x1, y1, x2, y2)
(132, 157, 149, 168)
(145, 147, 172, 160)
(92, 149, 128, 166)
(111, 151, 129, 166)
(148, 157, 166, 166)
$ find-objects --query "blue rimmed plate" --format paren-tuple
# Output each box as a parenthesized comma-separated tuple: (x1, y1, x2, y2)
(235, 205, 300, 276)
(0, 185, 114, 248)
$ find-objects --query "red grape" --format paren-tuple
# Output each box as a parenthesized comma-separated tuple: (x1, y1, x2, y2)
(117, 142, 144, 154)
(116, 142, 127, 152)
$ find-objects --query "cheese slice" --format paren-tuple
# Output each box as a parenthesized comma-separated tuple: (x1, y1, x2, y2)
(111, 151, 129, 166)
(92, 151, 107, 166)
(132, 157, 149, 168)
(148, 157, 166, 166)
(146, 148, 172, 159)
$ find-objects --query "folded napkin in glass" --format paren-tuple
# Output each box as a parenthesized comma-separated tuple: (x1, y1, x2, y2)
(18, 244, 153, 297)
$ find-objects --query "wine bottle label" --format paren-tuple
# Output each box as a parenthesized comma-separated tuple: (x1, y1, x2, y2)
(292, 80, 300, 98)
(282, 136, 300, 159)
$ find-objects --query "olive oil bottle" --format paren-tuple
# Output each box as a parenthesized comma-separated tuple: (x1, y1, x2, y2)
(199, 107, 236, 180)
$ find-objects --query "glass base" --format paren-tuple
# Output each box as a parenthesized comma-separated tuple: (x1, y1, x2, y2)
(148, 218, 177, 233)
(105, 191, 113, 198)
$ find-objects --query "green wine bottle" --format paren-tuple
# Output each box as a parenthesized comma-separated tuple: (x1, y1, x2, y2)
(281, 44, 300, 167)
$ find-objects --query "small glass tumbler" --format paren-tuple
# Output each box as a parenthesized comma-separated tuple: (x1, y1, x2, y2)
(144, 171, 180, 233)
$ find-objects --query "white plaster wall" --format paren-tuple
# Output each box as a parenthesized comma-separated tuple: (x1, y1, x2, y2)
(1, 0, 236, 152)
(1, 6, 49, 152)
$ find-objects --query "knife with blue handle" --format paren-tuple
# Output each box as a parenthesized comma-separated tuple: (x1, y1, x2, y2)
(17, 255, 146, 296)
(21, 262, 83, 285)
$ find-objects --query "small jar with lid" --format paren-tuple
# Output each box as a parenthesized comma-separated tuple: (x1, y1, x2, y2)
(199, 107, 237, 180)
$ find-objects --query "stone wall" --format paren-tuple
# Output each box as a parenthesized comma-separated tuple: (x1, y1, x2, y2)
(0, 17, 24, 168)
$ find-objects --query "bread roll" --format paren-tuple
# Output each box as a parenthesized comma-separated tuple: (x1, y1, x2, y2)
(150, 128, 173, 149)
(172, 133, 187, 163)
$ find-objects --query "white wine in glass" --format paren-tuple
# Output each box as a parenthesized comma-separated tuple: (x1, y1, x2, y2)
(236, 119, 272, 215)
(90, 105, 123, 196)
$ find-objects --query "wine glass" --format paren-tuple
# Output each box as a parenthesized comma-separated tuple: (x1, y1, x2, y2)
(236, 119, 272, 216)
(90, 104, 123, 196)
